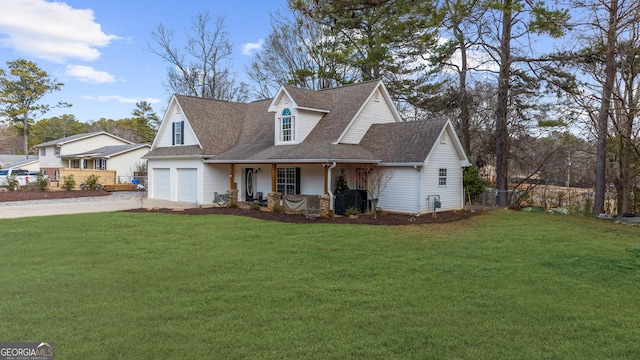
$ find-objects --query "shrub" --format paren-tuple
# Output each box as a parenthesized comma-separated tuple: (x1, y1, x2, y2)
(249, 203, 261, 211)
(464, 165, 485, 202)
(84, 174, 100, 190)
(36, 173, 49, 191)
(272, 203, 282, 214)
(345, 206, 361, 216)
(62, 174, 76, 191)
(6, 175, 20, 192)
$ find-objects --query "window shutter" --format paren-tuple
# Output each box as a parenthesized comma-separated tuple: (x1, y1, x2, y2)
(172, 122, 175, 145)
(180, 121, 185, 144)
(295, 167, 301, 194)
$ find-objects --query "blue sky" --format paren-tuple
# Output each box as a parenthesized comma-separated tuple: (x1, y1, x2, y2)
(0, 0, 287, 123)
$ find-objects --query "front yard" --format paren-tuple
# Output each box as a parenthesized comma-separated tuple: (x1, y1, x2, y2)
(0, 210, 638, 359)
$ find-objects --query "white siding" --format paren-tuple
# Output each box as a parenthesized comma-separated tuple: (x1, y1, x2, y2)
(155, 104, 199, 147)
(340, 89, 397, 144)
(62, 135, 129, 155)
(39, 146, 61, 168)
(422, 131, 465, 212)
(297, 109, 324, 143)
(300, 164, 324, 194)
(377, 167, 420, 213)
(107, 147, 149, 183)
(204, 164, 233, 203)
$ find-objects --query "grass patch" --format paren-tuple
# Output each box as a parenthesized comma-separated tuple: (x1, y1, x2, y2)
(1, 210, 639, 359)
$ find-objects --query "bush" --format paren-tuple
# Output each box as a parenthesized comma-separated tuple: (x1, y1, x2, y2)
(36, 173, 49, 191)
(464, 165, 485, 202)
(272, 203, 282, 214)
(345, 206, 361, 216)
(6, 175, 20, 192)
(62, 174, 76, 191)
(83, 174, 100, 190)
(249, 203, 261, 211)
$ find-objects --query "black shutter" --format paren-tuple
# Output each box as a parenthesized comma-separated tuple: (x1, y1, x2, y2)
(295, 167, 301, 194)
(171, 122, 175, 145)
(180, 121, 185, 144)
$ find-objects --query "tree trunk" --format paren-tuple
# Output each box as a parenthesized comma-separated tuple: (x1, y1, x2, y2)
(22, 113, 29, 157)
(456, 22, 471, 156)
(495, 1, 512, 207)
(594, 0, 618, 216)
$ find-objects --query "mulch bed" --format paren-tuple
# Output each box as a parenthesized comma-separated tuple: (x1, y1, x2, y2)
(124, 206, 476, 225)
(0, 189, 477, 225)
(0, 189, 111, 202)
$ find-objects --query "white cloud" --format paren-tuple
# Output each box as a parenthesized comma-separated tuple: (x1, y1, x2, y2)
(241, 39, 264, 55)
(82, 95, 161, 104)
(66, 65, 115, 83)
(0, 0, 118, 62)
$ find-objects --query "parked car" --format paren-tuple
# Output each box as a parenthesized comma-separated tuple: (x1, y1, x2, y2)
(0, 168, 44, 191)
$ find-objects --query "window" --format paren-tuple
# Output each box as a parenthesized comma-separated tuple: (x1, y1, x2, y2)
(54, 147, 60, 156)
(355, 168, 368, 190)
(70, 159, 80, 168)
(40, 148, 46, 156)
(438, 168, 447, 186)
(278, 108, 295, 143)
(276, 167, 300, 195)
(172, 121, 184, 145)
(440, 133, 447, 144)
(95, 159, 107, 170)
(82, 159, 89, 169)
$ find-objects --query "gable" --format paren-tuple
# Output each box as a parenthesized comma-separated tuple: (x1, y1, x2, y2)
(153, 99, 200, 148)
(338, 87, 398, 144)
(61, 134, 131, 155)
(360, 119, 470, 166)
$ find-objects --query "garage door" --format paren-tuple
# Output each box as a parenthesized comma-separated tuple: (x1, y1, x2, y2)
(177, 168, 197, 203)
(153, 168, 170, 200)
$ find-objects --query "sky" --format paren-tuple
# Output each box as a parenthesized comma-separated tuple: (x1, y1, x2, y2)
(0, 0, 287, 123)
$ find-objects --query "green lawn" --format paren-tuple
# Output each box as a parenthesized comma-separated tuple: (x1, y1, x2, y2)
(1, 210, 639, 359)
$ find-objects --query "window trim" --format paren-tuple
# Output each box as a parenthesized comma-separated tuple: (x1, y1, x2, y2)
(54, 147, 60, 156)
(278, 108, 295, 144)
(172, 121, 184, 145)
(276, 167, 300, 195)
(40, 148, 46, 156)
(438, 168, 447, 187)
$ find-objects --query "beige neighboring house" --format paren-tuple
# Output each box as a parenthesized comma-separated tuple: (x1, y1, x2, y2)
(33, 132, 150, 183)
(0, 155, 40, 172)
(145, 80, 471, 213)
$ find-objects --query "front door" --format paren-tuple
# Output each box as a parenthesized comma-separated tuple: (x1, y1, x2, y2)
(245, 168, 254, 201)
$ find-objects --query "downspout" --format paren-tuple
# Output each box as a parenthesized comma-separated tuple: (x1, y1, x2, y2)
(327, 162, 337, 212)
(414, 165, 422, 214)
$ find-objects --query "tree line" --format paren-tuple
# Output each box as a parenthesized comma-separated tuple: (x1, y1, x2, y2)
(2, 0, 639, 216)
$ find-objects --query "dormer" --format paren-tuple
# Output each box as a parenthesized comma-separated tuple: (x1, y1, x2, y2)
(268, 86, 330, 145)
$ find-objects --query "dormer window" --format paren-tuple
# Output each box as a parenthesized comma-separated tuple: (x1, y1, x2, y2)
(172, 121, 184, 145)
(279, 108, 295, 143)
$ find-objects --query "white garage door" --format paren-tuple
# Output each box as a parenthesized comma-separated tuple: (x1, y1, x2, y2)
(153, 168, 170, 200)
(177, 168, 197, 203)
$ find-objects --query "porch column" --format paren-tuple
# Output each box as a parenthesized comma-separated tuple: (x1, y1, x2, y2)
(324, 164, 329, 195)
(229, 164, 235, 189)
(271, 163, 277, 192)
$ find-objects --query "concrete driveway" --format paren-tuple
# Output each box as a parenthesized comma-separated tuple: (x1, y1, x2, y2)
(0, 194, 200, 219)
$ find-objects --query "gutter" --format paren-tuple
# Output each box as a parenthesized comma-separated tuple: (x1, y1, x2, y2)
(203, 158, 381, 165)
(327, 162, 337, 212)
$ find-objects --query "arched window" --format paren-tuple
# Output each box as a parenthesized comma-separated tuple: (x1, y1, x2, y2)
(279, 108, 295, 143)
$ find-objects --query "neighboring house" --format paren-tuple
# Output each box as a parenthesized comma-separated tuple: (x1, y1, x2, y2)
(0, 155, 39, 172)
(33, 132, 149, 182)
(145, 80, 471, 213)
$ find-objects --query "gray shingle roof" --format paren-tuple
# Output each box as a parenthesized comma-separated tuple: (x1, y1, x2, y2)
(149, 81, 454, 164)
(360, 118, 448, 163)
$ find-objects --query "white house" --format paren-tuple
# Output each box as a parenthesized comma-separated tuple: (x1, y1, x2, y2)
(34, 132, 149, 183)
(144, 80, 471, 213)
